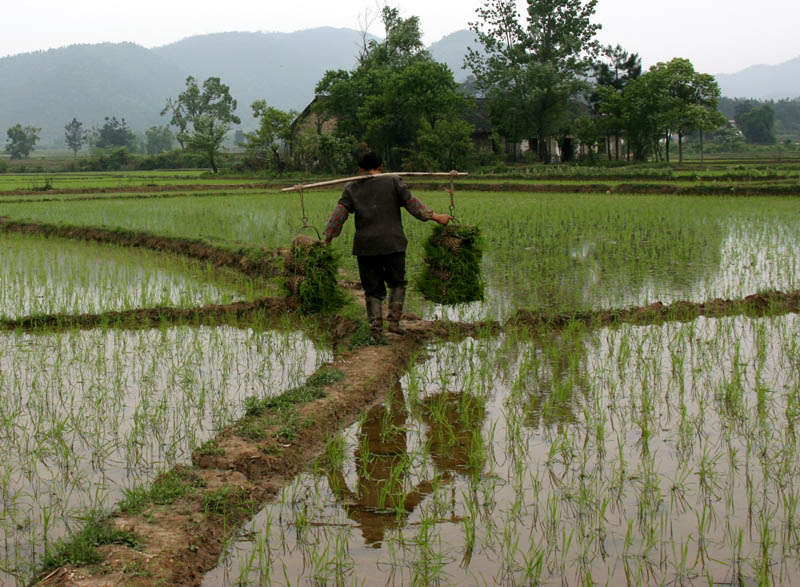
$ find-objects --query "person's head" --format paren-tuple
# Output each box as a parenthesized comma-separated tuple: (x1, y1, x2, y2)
(358, 151, 382, 172)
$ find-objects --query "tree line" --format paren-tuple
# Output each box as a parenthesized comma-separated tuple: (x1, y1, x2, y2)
(4, 0, 796, 170)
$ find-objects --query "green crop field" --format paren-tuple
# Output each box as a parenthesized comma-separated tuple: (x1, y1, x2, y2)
(2, 161, 800, 585)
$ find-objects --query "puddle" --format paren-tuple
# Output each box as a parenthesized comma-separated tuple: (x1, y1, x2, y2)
(0, 326, 331, 583)
(208, 314, 800, 585)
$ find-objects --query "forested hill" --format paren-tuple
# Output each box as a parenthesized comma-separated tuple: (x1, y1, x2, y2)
(0, 28, 371, 144)
(0, 27, 480, 145)
(151, 28, 369, 115)
(0, 43, 185, 143)
(715, 56, 800, 100)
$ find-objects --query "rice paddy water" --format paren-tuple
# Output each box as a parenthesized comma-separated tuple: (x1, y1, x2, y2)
(1, 162, 800, 584)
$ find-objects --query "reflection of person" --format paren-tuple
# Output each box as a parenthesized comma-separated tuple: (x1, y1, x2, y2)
(421, 392, 487, 479)
(323, 151, 451, 341)
(327, 394, 433, 546)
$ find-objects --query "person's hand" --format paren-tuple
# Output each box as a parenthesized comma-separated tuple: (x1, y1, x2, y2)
(432, 213, 452, 226)
(323, 236, 332, 246)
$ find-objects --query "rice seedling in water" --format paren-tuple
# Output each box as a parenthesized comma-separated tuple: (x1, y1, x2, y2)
(207, 313, 800, 585)
(0, 326, 329, 584)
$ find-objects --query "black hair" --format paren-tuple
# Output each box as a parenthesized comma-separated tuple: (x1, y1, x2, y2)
(358, 151, 382, 171)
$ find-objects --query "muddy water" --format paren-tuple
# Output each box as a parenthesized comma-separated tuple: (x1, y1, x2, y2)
(208, 314, 800, 585)
(0, 326, 330, 584)
(0, 233, 258, 320)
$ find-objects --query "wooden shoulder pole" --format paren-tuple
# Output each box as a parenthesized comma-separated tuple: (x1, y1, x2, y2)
(281, 171, 468, 193)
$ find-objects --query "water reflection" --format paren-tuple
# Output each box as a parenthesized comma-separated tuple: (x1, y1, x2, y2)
(326, 388, 434, 547)
(417, 198, 800, 321)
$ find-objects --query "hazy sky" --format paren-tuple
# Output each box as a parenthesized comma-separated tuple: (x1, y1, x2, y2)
(2, 0, 798, 74)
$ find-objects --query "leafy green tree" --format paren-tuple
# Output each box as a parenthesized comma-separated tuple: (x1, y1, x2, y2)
(591, 45, 641, 159)
(244, 100, 296, 172)
(162, 76, 240, 171)
(64, 118, 87, 156)
(144, 126, 175, 154)
(5, 124, 40, 159)
(618, 58, 724, 162)
(618, 70, 669, 161)
(466, 0, 601, 162)
(416, 118, 476, 170)
(315, 6, 470, 169)
(185, 116, 228, 173)
(648, 58, 724, 162)
(736, 103, 776, 144)
(94, 116, 136, 150)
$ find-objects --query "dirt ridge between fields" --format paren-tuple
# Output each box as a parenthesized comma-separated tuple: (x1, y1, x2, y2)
(0, 219, 285, 278)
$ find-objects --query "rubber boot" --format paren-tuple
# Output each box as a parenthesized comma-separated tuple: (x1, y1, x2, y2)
(387, 286, 406, 335)
(365, 296, 384, 343)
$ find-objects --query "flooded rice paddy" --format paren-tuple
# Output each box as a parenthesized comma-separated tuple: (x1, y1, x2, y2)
(3, 177, 800, 584)
(0, 233, 261, 320)
(0, 326, 329, 582)
(210, 314, 800, 585)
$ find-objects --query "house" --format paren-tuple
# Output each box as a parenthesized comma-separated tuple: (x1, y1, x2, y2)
(287, 95, 523, 163)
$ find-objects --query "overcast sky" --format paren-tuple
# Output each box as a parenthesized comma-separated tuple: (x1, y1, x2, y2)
(2, 0, 797, 74)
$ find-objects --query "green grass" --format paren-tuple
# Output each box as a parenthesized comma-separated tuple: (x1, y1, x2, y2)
(39, 511, 139, 571)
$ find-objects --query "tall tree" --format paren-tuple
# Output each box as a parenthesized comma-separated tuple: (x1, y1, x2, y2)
(619, 58, 725, 162)
(591, 45, 641, 159)
(244, 100, 296, 173)
(144, 126, 175, 154)
(466, 0, 601, 162)
(5, 124, 40, 159)
(315, 6, 472, 169)
(161, 76, 240, 169)
(648, 58, 724, 162)
(94, 116, 136, 150)
(64, 118, 87, 156)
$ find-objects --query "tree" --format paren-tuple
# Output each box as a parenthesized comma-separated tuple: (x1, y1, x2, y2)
(315, 6, 471, 169)
(591, 45, 641, 159)
(144, 126, 175, 155)
(244, 100, 296, 172)
(466, 0, 601, 162)
(736, 103, 777, 144)
(416, 117, 476, 170)
(648, 58, 724, 162)
(162, 76, 240, 172)
(64, 118, 87, 156)
(95, 116, 136, 150)
(5, 124, 40, 159)
(617, 58, 725, 162)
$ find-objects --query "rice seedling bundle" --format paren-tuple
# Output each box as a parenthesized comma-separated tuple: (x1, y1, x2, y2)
(417, 224, 484, 304)
(285, 234, 345, 314)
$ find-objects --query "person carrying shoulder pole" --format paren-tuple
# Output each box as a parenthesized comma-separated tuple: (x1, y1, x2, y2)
(323, 151, 451, 341)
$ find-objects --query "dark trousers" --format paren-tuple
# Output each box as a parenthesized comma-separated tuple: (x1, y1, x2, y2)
(357, 252, 407, 300)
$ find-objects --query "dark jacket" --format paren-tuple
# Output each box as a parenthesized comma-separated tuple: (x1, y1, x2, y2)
(326, 175, 432, 256)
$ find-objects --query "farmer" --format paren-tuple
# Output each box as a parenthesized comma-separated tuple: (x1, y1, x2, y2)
(323, 151, 451, 340)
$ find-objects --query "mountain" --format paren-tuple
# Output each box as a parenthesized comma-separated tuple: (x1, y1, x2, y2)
(0, 28, 370, 145)
(715, 56, 800, 100)
(0, 43, 185, 144)
(0, 27, 479, 146)
(428, 29, 480, 83)
(152, 28, 367, 116)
